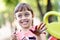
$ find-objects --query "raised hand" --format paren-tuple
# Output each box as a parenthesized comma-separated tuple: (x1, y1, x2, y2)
(30, 22, 46, 36)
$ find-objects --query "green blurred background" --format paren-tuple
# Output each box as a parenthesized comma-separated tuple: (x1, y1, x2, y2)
(0, 0, 60, 28)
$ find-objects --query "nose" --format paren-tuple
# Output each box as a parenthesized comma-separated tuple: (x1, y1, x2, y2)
(21, 16, 26, 19)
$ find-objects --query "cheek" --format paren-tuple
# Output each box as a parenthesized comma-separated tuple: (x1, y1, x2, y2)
(29, 15, 33, 20)
(29, 17, 33, 23)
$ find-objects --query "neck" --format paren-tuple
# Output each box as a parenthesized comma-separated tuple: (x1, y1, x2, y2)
(21, 26, 32, 32)
(22, 28, 29, 31)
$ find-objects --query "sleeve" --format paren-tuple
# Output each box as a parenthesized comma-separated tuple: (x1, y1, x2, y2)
(48, 36, 57, 40)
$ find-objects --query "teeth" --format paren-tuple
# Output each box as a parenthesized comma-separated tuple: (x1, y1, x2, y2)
(20, 19, 29, 25)
(22, 22, 28, 25)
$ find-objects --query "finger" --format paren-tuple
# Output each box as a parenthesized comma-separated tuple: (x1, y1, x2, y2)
(30, 29, 35, 33)
(38, 22, 43, 30)
(35, 25, 37, 30)
(40, 23, 46, 30)
(40, 27, 47, 33)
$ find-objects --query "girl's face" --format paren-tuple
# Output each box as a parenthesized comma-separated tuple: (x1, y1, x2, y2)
(15, 10, 33, 29)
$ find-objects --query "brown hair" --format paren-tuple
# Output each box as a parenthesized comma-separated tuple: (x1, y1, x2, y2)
(14, 3, 34, 17)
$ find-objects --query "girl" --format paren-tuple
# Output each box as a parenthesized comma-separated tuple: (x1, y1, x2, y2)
(12, 3, 46, 40)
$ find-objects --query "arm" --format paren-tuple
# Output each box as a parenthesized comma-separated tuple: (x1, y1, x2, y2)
(40, 33, 46, 40)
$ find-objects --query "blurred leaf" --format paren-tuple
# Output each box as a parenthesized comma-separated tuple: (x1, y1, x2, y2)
(4, 0, 19, 6)
(0, 13, 5, 26)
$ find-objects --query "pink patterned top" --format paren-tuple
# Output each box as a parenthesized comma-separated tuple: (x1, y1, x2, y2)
(16, 26, 37, 40)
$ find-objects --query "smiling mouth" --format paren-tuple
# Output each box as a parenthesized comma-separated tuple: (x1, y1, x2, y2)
(20, 20, 29, 25)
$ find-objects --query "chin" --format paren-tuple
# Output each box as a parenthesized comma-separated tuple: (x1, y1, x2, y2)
(23, 26, 29, 28)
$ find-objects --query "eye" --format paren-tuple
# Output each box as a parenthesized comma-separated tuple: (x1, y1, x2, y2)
(18, 14, 22, 18)
(25, 12, 30, 17)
